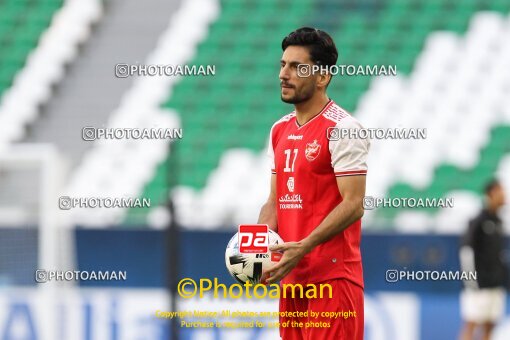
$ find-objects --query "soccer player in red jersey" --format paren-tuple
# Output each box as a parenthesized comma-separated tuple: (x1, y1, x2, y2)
(258, 27, 370, 340)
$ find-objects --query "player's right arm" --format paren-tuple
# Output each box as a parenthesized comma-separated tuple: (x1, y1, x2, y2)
(258, 126, 278, 231)
(257, 174, 277, 232)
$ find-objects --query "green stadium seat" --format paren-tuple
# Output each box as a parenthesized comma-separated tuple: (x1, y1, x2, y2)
(0, 0, 62, 98)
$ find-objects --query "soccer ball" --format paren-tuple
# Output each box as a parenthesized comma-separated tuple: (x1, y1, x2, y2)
(225, 229, 284, 284)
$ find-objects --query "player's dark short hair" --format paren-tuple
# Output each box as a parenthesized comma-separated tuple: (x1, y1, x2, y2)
(484, 178, 500, 195)
(281, 27, 338, 68)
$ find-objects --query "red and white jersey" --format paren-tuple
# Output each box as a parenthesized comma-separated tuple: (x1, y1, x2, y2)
(268, 100, 370, 287)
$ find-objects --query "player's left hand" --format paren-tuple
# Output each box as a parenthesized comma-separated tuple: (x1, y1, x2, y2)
(264, 242, 311, 284)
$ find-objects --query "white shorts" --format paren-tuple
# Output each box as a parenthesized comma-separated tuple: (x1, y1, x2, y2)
(461, 287, 506, 323)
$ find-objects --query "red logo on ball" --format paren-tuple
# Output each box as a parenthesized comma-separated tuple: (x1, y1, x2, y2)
(238, 224, 269, 253)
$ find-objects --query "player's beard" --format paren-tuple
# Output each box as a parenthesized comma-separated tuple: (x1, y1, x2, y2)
(281, 81, 315, 104)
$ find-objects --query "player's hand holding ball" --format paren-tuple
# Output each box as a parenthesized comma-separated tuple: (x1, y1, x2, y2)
(264, 241, 311, 284)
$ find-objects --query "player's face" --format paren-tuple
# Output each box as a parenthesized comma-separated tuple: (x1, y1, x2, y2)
(490, 184, 506, 209)
(279, 46, 317, 104)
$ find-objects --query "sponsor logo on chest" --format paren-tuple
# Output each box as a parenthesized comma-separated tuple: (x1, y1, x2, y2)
(278, 194, 303, 210)
(287, 177, 295, 192)
(288, 134, 303, 140)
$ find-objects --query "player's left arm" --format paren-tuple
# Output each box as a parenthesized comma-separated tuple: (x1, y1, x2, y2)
(301, 175, 366, 249)
(265, 175, 366, 283)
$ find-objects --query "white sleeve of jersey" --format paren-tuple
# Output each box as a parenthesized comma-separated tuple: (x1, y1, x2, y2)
(329, 117, 370, 176)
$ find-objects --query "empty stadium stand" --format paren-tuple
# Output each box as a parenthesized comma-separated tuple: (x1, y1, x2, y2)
(0, 0, 62, 98)
(144, 0, 510, 229)
(1, 0, 509, 231)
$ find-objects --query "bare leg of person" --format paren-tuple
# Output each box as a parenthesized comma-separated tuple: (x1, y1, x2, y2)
(460, 321, 476, 340)
(482, 322, 494, 340)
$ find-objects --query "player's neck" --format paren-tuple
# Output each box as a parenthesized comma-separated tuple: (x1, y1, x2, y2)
(485, 202, 500, 215)
(294, 94, 330, 126)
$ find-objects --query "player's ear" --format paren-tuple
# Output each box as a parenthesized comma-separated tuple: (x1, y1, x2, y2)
(317, 72, 331, 90)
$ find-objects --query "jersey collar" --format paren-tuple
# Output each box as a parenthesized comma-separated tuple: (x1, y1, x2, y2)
(294, 99, 333, 129)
